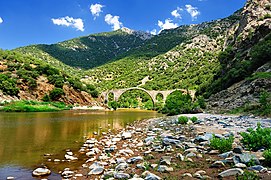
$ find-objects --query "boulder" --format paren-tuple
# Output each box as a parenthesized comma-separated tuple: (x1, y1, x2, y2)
(218, 168, 244, 178)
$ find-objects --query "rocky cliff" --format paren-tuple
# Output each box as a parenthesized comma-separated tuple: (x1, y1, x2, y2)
(207, 0, 271, 113)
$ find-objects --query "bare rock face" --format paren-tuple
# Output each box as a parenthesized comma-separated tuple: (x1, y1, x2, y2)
(207, 63, 271, 112)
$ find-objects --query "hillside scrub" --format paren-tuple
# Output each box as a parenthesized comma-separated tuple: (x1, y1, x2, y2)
(205, 32, 271, 98)
(0, 49, 99, 100)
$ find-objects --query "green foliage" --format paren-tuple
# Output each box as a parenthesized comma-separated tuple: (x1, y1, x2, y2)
(263, 149, 271, 166)
(247, 72, 271, 81)
(259, 90, 271, 116)
(236, 170, 259, 180)
(117, 90, 153, 109)
(240, 123, 271, 151)
(190, 116, 198, 123)
(108, 101, 118, 110)
(42, 94, 51, 102)
(196, 96, 206, 109)
(1, 100, 70, 112)
(47, 74, 64, 88)
(86, 84, 99, 98)
(162, 91, 194, 115)
(178, 116, 189, 124)
(0, 74, 19, 96)
(49, 88, 64, 101)
(210, 135, 234, 153)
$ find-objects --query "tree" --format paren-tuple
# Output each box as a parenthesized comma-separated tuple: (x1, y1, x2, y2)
(162, 91, 193, 115)
(49, 88, 64, 101)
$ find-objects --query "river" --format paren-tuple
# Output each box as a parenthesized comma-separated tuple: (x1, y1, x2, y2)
(0, 110, 162, 179)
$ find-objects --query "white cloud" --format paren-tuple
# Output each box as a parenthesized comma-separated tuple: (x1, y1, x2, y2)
(158, 19, 178, 31)
(90, 3, 104, 19)
(150, 29, 157, 35)
(185, 4, 200, 21)
(52, 16, 84, 31)
(171, 7, 183, 19)
(105, 14, 123, 30)
(0, 17, 3, 24)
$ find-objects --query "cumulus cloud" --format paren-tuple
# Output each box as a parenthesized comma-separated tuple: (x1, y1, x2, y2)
(171, 7, 183, 19)
(0, 17, 3, 24)
(185, 4, 200, 21)
(52, 16, 84, 31)
(105, 14, 123, 30)
(90, 3, 104, 19)
(158, 19, 178, 31)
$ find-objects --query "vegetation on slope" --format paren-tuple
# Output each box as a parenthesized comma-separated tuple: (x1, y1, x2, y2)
(15, 29, 149, 69)
(0, 49, 98, 102)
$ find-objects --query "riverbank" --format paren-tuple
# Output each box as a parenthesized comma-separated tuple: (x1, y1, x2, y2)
(0, 100, 71, 112)
(33, 113, 271, 179)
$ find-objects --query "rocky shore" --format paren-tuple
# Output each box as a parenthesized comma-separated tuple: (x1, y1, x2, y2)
(32, 113, 271, 179)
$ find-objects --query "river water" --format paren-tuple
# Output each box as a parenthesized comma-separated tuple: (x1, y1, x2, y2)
(0, 110, 162, 179)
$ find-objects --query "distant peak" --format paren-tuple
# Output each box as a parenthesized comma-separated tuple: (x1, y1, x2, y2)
(120, 27, 153, 40)
(121, 27, 134, 34)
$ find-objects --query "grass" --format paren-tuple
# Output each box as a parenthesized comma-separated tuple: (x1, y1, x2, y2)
(1, 100, 71, 112)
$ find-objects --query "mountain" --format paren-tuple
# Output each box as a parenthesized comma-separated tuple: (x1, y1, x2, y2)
(15, 28, 152, 69)
(82, 11, 242, 91)
(8, 0, 271, 113)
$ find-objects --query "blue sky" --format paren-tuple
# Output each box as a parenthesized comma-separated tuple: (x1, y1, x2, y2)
(0, 0, 246, 50)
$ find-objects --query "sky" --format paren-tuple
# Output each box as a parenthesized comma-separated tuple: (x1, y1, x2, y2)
(0, 0, 246, 50)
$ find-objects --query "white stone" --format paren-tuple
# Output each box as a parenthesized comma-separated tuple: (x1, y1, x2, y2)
(32, 168, 51, 176)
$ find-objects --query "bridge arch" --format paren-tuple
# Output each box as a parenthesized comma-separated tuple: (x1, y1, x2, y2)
(117, 87, 155, 106)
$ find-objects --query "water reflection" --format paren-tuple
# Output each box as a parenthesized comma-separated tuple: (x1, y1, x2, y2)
(0, 110, 161, 169)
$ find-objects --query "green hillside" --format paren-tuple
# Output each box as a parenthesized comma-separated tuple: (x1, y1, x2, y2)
(82, 12, 241, 93)
(15, 29, 151, 69)
(0, 49, 97, 102)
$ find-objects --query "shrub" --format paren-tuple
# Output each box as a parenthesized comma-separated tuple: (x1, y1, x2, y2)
(49, 88, 64, 101)
(0, 74, 19, 96)
(236, 170, 259, 180)
(210, 135, 234, 153)
(263, 149, 271, 166)
(108, 101, 118, 110)
(178, 116, 189, 124)
(190, 116, 198, 123)
(197, 96, 206, 109)
(162, 91, 193, 115)
(42, 94, 50, 102)
(240, 123, 271, 151)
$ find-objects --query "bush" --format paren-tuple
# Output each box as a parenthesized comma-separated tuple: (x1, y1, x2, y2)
(108, 101, 118, 110)
(263, 149, 271, 166)
(240, 123, 271, 151)
(178, 116, 189, 124)
(210, 135, 234, 153)
(0, 74, 19, 96)
(162, 91, 193, 115)
(49, 88, 64, 101)
(42, 94, 50, 102)
(190, 116, 198, 123)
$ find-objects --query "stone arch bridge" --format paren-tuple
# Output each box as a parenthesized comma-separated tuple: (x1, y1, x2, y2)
(101, 87, 196, 104)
